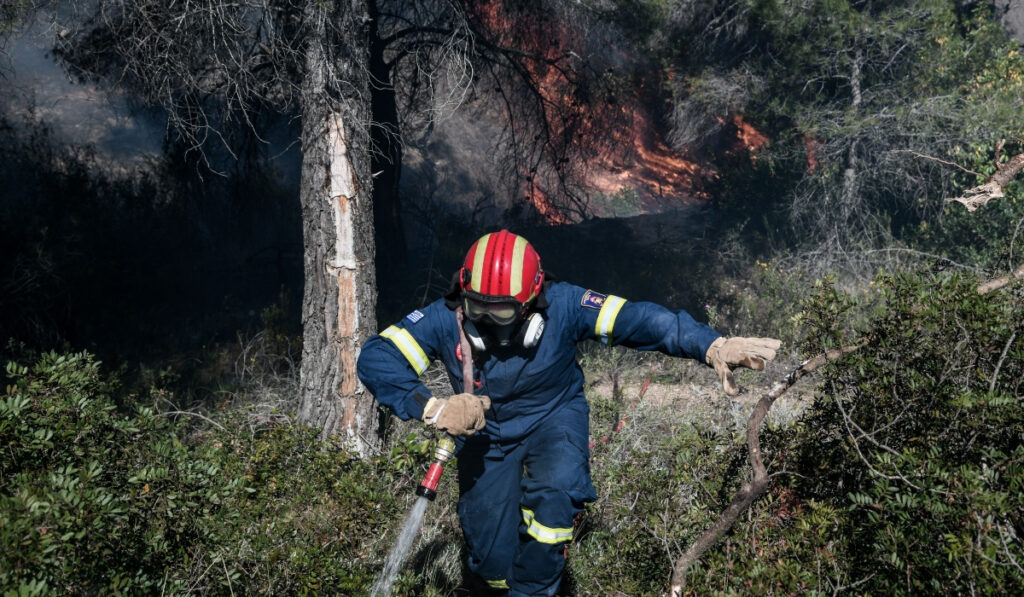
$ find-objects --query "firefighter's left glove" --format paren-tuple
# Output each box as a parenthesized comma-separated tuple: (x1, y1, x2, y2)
(705, 336, 781, 396)
(422, 393, 492, 436)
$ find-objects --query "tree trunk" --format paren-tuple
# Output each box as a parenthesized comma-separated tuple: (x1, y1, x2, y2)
(296, 0, 382, 457)
(368, 0, 408, 276)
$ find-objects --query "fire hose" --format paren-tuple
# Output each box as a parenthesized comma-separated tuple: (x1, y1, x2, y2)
(370, 307, 477, 596)
(414, 305, 475, 499)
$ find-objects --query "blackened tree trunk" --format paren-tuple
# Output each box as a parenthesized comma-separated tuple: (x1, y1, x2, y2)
(296, 0, 382, 456)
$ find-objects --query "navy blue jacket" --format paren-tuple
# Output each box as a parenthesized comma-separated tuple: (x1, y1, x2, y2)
(356, 282, 721, 448)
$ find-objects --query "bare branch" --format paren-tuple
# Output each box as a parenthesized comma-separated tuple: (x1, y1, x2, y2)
(989, 331, 1016, 393)
(895, 149, 982, 177)
(668, 342, 865, 596)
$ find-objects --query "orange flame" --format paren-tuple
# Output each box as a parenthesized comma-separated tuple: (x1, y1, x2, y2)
(733, 115, 768, 153)
(804, 134, 818, 173)
(473, 1, 766, 221)
(525, 185, 571, 224)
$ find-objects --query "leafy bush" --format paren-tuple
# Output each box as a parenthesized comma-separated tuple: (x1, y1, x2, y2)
(788, 272, 1023, 594)
(0, 349, 453, 595)
(567, 271, 1022, 595)
(0, 350, 242, 594)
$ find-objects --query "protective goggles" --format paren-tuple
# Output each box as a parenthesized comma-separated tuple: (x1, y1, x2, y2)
(463, 294, 522, 326)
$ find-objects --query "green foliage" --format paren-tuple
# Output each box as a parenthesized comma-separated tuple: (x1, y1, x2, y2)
(791, 271, 1023, 594)
(600, 187, 644, 218)
(568, 270, 1022, 594)
(574, 419, 747, 595)
(0, 350, 241, 594)
(0, 349, 453, 595)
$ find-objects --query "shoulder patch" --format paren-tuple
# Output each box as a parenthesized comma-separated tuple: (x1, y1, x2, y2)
(405, 310, 425, 324)
(580, 290, 607, 310)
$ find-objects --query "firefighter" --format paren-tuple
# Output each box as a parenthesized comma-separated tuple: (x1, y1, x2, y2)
(357, 230, 780, 596)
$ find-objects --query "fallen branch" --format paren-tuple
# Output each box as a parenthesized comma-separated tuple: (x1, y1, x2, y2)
(668, 342, 864, 596)
(948, 151, 1024, 212)
(977, 262, 1024, 294)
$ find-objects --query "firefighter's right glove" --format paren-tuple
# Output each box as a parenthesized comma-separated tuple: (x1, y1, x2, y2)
(422, 393, 492, 436)
(705, 336, 781, 396)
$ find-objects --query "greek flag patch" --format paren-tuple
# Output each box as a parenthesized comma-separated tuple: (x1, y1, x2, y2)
(405, 310, 425, 324)
(581, 290, 607, 310)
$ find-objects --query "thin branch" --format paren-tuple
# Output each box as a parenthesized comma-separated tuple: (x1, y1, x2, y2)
(864, 248, 983, 273)
(156, 410, 227, 432)
(989, 331, 1016, 393)
(895, 150, 982, 177)
(668, 342, 865, 596)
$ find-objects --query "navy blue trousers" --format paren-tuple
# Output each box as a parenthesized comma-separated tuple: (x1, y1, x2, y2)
(457, 402, 597, 596)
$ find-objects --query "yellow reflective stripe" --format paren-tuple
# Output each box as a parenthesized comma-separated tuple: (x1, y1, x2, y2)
(470, 233, 492, 293)
(594, 295, 627, 345)
(380, 326, 429, 375)
(509, 235, 528, 297)
(486, 579, 509, 589)
(522, 508, 573, 544)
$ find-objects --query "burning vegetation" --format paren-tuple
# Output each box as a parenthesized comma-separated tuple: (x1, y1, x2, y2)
(468, 0, 766, 222)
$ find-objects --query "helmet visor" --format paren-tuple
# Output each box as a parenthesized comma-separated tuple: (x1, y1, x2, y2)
(464, 296, 520, 326)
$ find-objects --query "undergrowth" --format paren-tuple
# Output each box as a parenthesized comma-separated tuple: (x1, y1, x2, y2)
(2, 267, 1022, 595)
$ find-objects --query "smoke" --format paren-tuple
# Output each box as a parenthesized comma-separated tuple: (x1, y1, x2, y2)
(2, 12, 163, 164)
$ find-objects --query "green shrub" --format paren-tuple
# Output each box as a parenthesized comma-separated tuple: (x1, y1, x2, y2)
(0, 349, 456, 596)
(568, 271, 1022, 595)
(788, 271, 1023, 594)
(0, 350, 242, 594)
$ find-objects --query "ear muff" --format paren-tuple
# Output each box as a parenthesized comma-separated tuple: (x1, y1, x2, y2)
(520, 312, 545, 349)
(462, 319, 488, 353)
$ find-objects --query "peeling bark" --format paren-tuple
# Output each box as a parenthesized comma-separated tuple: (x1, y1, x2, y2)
(978, 262, 1024, 294)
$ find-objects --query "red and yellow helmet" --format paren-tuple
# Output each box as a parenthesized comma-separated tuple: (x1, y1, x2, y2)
(459, 230, 544, 325)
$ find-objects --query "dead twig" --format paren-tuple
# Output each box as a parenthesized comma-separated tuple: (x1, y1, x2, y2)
(989, 331, 1017, 394)
(897, 150, 982, 177)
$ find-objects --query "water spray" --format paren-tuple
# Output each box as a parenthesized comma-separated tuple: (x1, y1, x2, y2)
(370, 306, 476, 596)
(370, 435, 457, 597)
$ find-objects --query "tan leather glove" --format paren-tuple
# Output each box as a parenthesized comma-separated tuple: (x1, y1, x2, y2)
(422, 393, 492, 436)
(705, 336, 781, 396)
